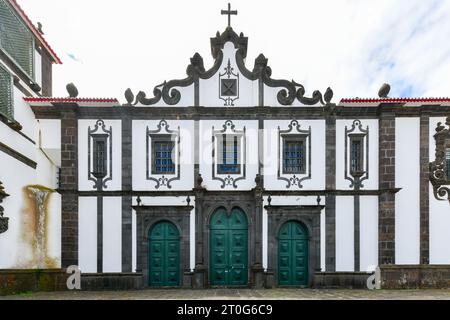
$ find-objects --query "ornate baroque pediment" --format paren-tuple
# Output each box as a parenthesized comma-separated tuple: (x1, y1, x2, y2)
(430, 117, 450, 202)
(123, 27, 333, 107)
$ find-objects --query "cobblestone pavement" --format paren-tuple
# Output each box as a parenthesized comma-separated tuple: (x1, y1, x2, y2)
(2, 289, 450, 300)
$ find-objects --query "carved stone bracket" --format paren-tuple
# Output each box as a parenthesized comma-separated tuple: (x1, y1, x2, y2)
(430, 117, 450, 201)
(0, 181, 10, 234)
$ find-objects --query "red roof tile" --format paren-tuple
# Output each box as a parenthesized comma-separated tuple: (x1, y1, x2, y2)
(340, 97, 450, 104)
(24, 97, 119, 103)
(9, 0, 62, 64)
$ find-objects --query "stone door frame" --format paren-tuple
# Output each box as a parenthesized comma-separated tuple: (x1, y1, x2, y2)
(266, 205, 323, 287)
(133, 205, 193, 287)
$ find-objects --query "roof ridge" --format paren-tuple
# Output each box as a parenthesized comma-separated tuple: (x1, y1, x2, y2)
(8, 0, 62, 64)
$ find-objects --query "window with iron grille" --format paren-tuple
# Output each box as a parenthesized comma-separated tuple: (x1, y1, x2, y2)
(218, 134, 240, 174)
(152, 137, 175, 174)
(0, 65, 13, 119)
(350, 136, 363, 173)
(446, 148, 450, 181)
(92, 135, 107, 177)
(282, 136, 306, 174)
(0, 0, 34, 78)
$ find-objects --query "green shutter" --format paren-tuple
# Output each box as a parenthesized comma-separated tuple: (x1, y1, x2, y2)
(0, 65, 13, 118)
(0, 0, 34, 78)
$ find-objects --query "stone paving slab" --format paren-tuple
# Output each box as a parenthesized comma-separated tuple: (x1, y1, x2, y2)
(2, 289, 450, 300)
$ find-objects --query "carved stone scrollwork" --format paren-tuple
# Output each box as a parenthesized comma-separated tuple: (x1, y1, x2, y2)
(124, 26, 333, 107)
(125, 50, 224, 106)
(0, 181, 10, 234)
(88, 120, 112, 190)
(345, 120, 369, 189)
(235, 49, 331, 106)
(430, 117, 450, 202)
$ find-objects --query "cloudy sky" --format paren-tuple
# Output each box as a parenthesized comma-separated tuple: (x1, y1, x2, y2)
(18, 0, 450, 103)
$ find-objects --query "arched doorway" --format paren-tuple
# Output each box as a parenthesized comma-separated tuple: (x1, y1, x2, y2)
(210, 207, 248, 286)
(148, 221, 180, 286)
(278, 221, 308, 286)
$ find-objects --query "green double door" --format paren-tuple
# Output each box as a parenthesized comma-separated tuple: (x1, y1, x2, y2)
(278, 221, 309, 286)
(210, 207, 248, 286)
(148, 221, 180, 286)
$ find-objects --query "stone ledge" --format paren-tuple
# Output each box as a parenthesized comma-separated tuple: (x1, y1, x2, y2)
(81, 273, 143, 291)
(0, 269, 68, 296)
(380, 265, 450, 289)
(313, 272, 371, 289)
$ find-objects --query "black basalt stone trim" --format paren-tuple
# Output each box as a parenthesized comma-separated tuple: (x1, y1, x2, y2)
(122, 116, 132, 272)
(0, 49, 39, 91)
(325, 111, 336, 272)
(265, 205, 322, 287)
(62, 188, 402, 197)
(0, 109, 36, 144)
(419, 113, 430, 264)
(97, 196, 103, 273)
(133, 205, 192, 287)
(0, 141, 37, 169)
(354, 195, 360, 272)
(30, 105, 450, 120)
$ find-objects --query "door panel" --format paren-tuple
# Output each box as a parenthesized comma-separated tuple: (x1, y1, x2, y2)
(149, 222, 180, 286)
(278, 221, 308, 286)
(210, 208, 248, 286)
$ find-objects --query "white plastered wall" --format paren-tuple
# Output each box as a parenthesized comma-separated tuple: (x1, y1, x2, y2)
(78, 119, 122, 191)
(395, 117, 420, 264)
(429, 117, 450, 264)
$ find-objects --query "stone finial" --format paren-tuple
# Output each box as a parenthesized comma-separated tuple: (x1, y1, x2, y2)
(37, 22, 44, 35)
(124, 88, 134, 105)
(324, 87, 333, 103)
(66, 83, 79, 98)
(378, 83, 391, 98)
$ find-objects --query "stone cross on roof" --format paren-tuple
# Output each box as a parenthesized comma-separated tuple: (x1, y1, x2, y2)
(221, 3, 237, 28)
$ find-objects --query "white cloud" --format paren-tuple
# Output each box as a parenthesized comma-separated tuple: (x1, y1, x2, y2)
(17, 0, 450, 102)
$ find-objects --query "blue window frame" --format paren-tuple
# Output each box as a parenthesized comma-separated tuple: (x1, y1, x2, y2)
(218, 134, 240, 174)
(446, 148, 450, 181)
(152, 138, 175, 174)
(282, 137, 306, 174)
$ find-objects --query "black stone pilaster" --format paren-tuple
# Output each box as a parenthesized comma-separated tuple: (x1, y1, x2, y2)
(122, 116, 133, 272)
(420, 113, 430, 264)
(97, 195, 103, 273)
(325, 107, 336, 271)
(354, 194, 360, 271)
(378, 108, 396, 265)
(60, 107, 79, 267)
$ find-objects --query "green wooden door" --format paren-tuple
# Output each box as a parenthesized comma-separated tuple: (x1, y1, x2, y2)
(149, 221, 180, 286)
(210, 207, 248, 286)
(278, 221, 308, 286)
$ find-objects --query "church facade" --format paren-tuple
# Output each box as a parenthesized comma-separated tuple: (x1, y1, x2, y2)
(1, 0, 450, 290)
